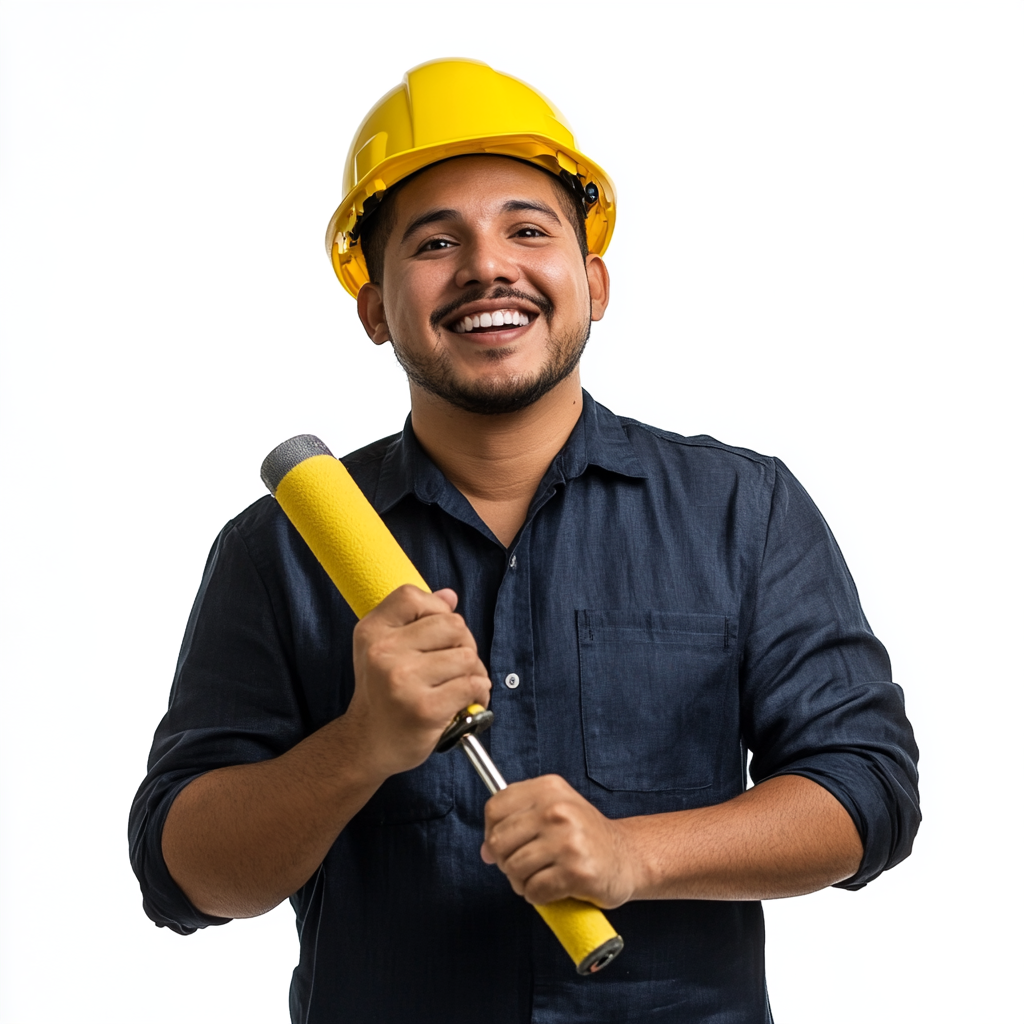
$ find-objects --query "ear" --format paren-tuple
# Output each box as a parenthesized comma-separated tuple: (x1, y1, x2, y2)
(356, 282, 391, 345)
(585, 255, 610, 322)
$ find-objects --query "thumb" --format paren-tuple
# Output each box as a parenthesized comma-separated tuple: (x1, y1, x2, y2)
(433, 587, 458, 612)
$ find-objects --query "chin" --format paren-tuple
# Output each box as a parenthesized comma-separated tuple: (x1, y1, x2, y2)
(431, 373, 560, 416)
(396, 321, 589, 416)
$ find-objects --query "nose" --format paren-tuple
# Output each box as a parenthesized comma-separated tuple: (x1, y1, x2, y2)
(454, 231, 521, 290)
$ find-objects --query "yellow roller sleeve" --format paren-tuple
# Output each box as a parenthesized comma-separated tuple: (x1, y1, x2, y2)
(262, 437, 429, 618)
(261, 435, 623, 975)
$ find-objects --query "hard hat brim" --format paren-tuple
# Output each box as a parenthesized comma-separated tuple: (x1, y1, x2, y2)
(325, 134, 616, 299)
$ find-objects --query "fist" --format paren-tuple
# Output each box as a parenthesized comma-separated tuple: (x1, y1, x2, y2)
(348, 585, 491, 778)
(480, 774, 637, 909)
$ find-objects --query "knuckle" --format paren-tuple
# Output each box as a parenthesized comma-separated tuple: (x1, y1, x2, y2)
(365, 637, 388, 660)
(389, 585, 436, 618)
(388, 660, 415, 688)
(545, 801, 573, 825)
(446, 612, 475, 639)
(524, 876, 556, 906)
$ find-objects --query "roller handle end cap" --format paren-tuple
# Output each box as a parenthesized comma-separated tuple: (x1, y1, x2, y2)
(261, 434, 335, 495)
(577, 935, 624, 975)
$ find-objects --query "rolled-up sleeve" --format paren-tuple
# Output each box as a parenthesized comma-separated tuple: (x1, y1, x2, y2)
(128, 516, 307, 933)
(741, 459, 920, 889)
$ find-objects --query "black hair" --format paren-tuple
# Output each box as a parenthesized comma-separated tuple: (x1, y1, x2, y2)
(358, 160, 591, 285)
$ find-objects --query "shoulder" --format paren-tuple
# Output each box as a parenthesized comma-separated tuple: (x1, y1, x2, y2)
(607, 405, 779, 492)
(339, 431, 403, 471)
(614, 413, 828, 532)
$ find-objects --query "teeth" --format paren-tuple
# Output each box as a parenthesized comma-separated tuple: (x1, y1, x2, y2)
(451, 309, 531, 333)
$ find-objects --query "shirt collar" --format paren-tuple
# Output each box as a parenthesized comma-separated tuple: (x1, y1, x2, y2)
(374, 390, 647, 515)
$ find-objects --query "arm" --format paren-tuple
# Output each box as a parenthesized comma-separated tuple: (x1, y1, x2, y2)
(485, 458, 917, 908)
(481, 772, 862, 908)
(161, 585, 491, 919)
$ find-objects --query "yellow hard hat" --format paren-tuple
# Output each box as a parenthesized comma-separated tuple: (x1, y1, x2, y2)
(325, 58, 616, 298)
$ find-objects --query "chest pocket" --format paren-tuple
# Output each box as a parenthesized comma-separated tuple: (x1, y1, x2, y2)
(578, 609, 737, 792)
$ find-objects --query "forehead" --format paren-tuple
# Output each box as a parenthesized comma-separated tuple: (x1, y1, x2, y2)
(393, 155, 564, 222)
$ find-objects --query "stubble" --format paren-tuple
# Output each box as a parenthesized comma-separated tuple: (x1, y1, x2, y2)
(391, 286, 591, 416)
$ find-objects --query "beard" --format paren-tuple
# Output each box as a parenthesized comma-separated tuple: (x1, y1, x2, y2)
(391, 287, 591, 416)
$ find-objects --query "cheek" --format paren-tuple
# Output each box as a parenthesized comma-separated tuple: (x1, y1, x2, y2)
(382, 268, 440, 331)
(530, 255, 591, 316)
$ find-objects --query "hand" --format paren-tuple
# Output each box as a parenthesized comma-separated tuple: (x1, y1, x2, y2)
(348, 585, 491, 780)
(480, 774, 638, 909)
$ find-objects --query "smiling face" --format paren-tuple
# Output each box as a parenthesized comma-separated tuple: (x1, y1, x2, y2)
(356, 156, 609, 416)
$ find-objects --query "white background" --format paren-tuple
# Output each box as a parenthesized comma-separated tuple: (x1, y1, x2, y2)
(1, 2, 1020, 1021)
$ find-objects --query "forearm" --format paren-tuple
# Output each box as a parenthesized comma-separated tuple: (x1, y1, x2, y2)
(162, 712, 385, 919)
(620, 775, 863, 901)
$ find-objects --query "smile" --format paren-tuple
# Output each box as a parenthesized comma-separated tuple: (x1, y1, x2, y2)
(450, 308, 533, 335)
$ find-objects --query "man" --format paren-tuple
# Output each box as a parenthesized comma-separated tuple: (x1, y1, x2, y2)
(130, 59, 919, 1023)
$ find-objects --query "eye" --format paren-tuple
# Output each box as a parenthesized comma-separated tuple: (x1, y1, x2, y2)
(417, 237, 457, 253)
(515, 226, 548, 238)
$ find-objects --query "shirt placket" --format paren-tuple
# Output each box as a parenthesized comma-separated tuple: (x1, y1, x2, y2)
(487, 532, 540, 786)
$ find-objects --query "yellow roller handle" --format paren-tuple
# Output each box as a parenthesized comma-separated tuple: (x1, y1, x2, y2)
(535, 898, 622, 974)
(261, 434, 623, 974)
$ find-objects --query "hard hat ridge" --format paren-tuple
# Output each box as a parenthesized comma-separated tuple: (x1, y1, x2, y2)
(325, 58, 616, 298)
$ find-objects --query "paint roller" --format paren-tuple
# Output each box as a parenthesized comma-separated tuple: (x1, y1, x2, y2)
(261, 434, 624, 975)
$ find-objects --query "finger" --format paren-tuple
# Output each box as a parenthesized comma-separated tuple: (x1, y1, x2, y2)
(431, 673, 492, 714)
(519, 863, 575, 906)
(401, 679, 492, 739)
(484, 780, 539, 824)
(371, 584, 458, 627)
(483, 778, 557, 836)
(484, 807, 546, 864)
(399, 612, 478, 654)
(391, 647, 487, 691)
(382, 669, 491, 737)
(503, 841, 564, 897)
(408, 672, 491, 727)
(432, 587, 458, 611)
(488, 834, 564, 900)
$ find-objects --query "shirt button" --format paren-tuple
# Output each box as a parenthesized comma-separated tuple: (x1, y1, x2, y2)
(504, 672, 520, 689)
(509, 555, 517, 568)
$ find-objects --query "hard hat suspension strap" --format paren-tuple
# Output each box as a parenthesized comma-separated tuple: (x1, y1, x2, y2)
(559, 170, 601, 213)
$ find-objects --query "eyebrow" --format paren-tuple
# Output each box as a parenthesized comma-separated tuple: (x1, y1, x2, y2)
(399, 198, 564, 244)
(400, 208, 460, 244)
(500, 199, 562, 222)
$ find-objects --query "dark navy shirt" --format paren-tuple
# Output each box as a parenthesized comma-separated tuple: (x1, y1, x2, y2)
(129, 392, 919, 1024)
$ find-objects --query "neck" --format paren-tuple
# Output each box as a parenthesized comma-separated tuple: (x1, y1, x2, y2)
(409, 374, 584, 547)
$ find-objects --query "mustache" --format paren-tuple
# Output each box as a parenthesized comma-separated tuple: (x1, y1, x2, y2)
(429, 286, 554, 330)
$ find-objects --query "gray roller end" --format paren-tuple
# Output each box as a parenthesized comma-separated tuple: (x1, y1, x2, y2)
(261, 434, 334, 494)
